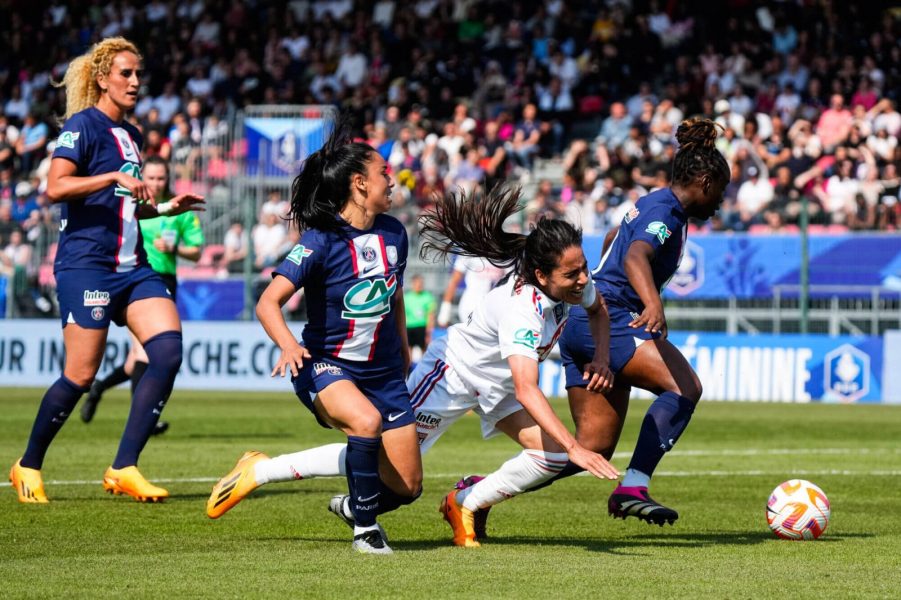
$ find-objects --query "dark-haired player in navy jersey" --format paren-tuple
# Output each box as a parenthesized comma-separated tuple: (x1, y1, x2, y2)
(207, 119, 421, 555)
(513, 117, 731, 528)
(9, 37, 203, 504)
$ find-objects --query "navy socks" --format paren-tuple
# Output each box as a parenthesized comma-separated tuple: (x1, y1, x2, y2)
(21, 375, 90, 469)
(627, 391, 695, 477)
(345, 435, 381, 527)
(112, 331, 182, 469)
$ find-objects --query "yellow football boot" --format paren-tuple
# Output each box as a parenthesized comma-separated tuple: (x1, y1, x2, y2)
(439, 490, 480, 547)
(206, 451, 269, 519)
(102, 466, 169, 502)
(9, 459, 49, 503)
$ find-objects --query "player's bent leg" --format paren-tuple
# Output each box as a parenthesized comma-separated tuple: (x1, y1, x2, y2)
(376, 423, 423, 513)
(441, 412, 568, 546)
(609, 339, 703, 526)
(207, 450, 271, 518)
(315, 382, 391, 552)
(569, 384, 631, 458)
(527, 384, 633, 494)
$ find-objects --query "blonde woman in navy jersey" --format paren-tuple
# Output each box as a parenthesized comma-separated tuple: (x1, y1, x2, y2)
(207, 119, 421, 555)
(9, 38, 203, 504)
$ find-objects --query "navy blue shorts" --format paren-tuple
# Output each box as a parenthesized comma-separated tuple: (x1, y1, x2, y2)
(559, 304, 662, 389)
(56, 267, 173, 329)
(291, 355, 415, 431)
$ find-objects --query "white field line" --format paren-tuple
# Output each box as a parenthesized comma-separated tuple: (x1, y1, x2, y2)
(2, 447, 899, 488)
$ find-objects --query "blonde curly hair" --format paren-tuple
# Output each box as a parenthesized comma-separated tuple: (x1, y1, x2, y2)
(56, 37, 142, 119)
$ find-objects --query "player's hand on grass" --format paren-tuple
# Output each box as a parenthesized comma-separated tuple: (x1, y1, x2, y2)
(583, 357, 614, 394)
(568, 444, 620, 480)
(629, 303, 667, 337)
(271, 343, 311, 377)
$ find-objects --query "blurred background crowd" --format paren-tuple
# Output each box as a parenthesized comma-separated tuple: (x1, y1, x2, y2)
(0, 0, 899, 316)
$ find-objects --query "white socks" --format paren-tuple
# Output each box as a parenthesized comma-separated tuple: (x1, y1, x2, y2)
(621, 468, 651, 488)
(458, 450, 568, 511)
(253, 443, 347, 485)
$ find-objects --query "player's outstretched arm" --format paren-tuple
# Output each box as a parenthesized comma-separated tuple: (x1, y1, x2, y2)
(138, 193, 206, 219)
(256, 275, 310, 377)
(508, 355, 619, 480)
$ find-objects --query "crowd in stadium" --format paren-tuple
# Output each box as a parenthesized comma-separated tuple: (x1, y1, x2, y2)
(0, 0, 899, 301)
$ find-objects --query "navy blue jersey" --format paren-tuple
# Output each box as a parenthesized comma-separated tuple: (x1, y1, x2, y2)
(594, 188, 687, 314)
(274, 214, 408, 367)
(52, 107, 146, 273)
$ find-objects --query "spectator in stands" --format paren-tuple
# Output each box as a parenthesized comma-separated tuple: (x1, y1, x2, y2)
(252, 206, 287, 270)
(595, 102, 632, 151)
(11, 182, 39, 224)
(817, 94, 854, 151)
(508, 103, 544, 171)
(217, 220, 248, 276)
(736, 166, 774, 228)
(816, 158, 860, 224)
(0, 127, 14, 173)
(15, 114, 49, 175)
(0, 203, 18, 246)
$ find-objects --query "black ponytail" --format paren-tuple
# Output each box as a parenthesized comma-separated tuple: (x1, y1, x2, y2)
(288, 116, 375, 234)
(420, 185, 583, 287)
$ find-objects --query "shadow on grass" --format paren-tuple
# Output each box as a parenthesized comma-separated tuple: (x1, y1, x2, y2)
(184, 432, 293, 440)
(383, 531, 774, 553)
(172, 486, 337, 501)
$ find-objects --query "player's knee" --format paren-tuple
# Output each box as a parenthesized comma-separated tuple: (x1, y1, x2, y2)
(66, 370, 96, 389)
(348, 411, 383, 438)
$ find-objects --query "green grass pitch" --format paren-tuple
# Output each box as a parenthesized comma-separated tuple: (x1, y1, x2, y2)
(1, 388, 900, 599)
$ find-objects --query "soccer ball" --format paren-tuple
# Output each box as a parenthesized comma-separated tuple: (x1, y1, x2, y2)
(766, 479, 830, 540)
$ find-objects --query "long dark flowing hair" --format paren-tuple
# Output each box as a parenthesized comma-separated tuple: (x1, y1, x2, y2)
(672, 117, 731, 187)
(287, 116, 374, 234)
(419, 185, 583, 287)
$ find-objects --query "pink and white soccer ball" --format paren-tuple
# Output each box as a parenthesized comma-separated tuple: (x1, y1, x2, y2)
(766, 479, 830, 540)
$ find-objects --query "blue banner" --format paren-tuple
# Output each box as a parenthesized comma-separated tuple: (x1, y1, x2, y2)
(176, 280, 244, 321)
(582, 233, 901, 299)
(0, 276, 6, 317)
(244, 117, 332, 177)
(538, 332, 884, 403)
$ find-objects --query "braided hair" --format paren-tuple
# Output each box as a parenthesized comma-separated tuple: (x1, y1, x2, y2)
(419, 185, 583, 288)
(672, 118, 730, 187)
(288, 116, 375, 234)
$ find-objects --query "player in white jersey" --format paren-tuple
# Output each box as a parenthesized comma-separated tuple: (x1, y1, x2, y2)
(203, 186, 620, 549)
(436, 254, 509, 327)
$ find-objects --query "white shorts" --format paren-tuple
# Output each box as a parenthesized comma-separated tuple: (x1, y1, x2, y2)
(407, 338, 524, 453)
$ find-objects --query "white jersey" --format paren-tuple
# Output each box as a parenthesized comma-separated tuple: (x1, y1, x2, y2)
(443, 276, 596, 409)
(454, 255, 510, 323)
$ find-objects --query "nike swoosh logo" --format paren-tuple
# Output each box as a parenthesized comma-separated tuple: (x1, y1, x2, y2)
(387, 412, 406, 422)
(357, 493, 379, 502)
